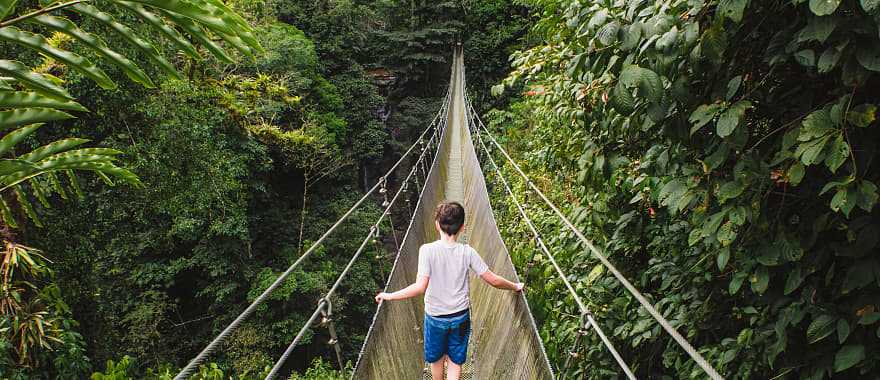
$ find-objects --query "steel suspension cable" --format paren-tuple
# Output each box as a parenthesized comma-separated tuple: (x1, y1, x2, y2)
(174, 91, 452, 380)
(468, 104, 724, 380)
(469, 104, 635, 379)
(265, 123, 441, 379)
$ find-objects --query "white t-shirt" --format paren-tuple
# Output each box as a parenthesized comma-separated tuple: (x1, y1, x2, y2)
(417, 240, 489, 316)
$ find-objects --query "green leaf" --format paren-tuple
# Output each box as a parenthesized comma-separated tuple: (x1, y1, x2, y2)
(127, 0, 239, 35)
(73, 4, 182, 80)
(717, 246, 730, 270)
(656, 25, 678, 51)
(717, 180, 746, 202)
(859, 311, 880, 325)
(14, 184, 42, 227)
(30, 15, 155, 88)
(788, 162, 805, 185)
(810, 0, 842, 16)
(620, 22, 642, 51)
(596, 21, 620, 46)
(855, 180, 878, 212)
(856, 44, 880, 72)
(795, 49, 817, 67)
(162, 10, 233, 64)
(838, 319, 850, 343)
(717, 100, 752, 137)
(29, 178, 50, 208)
(820, 176, 853, 195)
(0, 159, 38, 177)
(824, 134, 849, 173)
(610, 80, 635, 113)
(0, 60, 72, 100)
(116, 1, 201, 59)
(730, 272, 747, 294)
(818, 43, 845, 73)
(833, 345, 864, 372)
(757, 244, 781, 266)
(846, 104, 877, 127)
(729, 206, 747, 225)
(0, 91, 87, 112)
(689, 227, 703, 246)
(584, 264, 604, 285)
(0, 108, 74, 131)
(717, 221, 737, 246)
(689, 103, 722, 134)
(0, 26, 116, 89)
(0, 0, 17, 21)
(619, 65, 662, 103)
(18, 138, 89, 163)
(214, 30, 257, 60)
(807, 314, 836, 344)
(0, 195, 17, 229)
(784, 264, 803, 295)
(799, 135, 831, 165)
(587, 8, 608, 30)
(750, 265, 769, 294)
(718, 0, 749, 22)
(798, 16, 837, 43)
(725, 76, 742, 101)
(830, 186, 856, 217)
(0, 124, 42, 157)
(800, 108, 835, 141)
(703, 211, 727, 238)
(659, 179, 687, 208)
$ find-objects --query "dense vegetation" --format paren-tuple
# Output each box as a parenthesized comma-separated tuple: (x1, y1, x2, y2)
(1, 0, 529, 378)
(5, 0, 876, 378)
(489, 0, 880, 378)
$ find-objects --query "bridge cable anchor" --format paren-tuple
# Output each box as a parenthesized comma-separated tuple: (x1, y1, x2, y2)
(318, 298, 344, 370)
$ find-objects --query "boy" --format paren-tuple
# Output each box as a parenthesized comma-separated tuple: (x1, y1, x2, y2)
(375, 201, 524, 380)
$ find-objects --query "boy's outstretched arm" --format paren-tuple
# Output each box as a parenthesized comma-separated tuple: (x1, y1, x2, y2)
(480, 271, 525, 292)
(375, 276, 429, 303)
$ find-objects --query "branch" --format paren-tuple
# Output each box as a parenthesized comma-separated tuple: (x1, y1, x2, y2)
(0, 0, 87, 28)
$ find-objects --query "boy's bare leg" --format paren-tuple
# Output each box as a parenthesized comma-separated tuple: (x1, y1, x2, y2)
(430, 356, 446, 380)
(445, 356, 461, 380)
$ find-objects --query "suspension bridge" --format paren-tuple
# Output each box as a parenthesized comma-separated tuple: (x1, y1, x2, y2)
(172, 47, 724, 380)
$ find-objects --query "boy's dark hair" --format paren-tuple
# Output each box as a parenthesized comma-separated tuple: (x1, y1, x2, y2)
(435, 201, 465, 236)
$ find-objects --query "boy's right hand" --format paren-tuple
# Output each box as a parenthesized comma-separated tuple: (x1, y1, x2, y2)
(514, 282, 525, 292)
(375, 292, 392, 303)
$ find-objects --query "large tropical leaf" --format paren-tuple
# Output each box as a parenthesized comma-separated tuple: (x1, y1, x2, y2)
(71, 3, 182, 80)
(0, 108, 74, 131)
(0, 26, 116, 89)
(0, 91, 87, 112)
(0, 60, 73, 100)
(0, 0, 259, 228)
(30, 15, 155, 88)
(116, 1, 201, 59)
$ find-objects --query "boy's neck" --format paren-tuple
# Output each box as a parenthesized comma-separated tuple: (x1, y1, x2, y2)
(439, 233, 458, 245)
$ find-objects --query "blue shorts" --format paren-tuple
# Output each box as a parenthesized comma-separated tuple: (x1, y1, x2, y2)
(424, 310, 471, 365)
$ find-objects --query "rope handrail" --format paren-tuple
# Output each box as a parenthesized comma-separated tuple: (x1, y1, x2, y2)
(468, 101, 635, 379)
(265, 113, 443, 379)
(468, 104, 724, 380)
(173, 90, 451, 380)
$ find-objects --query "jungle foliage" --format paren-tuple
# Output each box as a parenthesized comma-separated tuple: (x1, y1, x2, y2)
(1, 0, 534, 377)
(489, 0, 880, 378)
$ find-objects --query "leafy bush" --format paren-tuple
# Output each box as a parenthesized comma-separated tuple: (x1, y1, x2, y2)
(492, 0, 880, 378)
